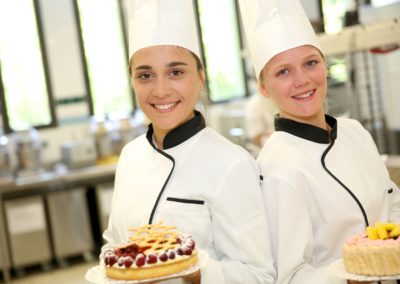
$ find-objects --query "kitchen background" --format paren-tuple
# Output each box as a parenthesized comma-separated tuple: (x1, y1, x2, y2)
(0, 0, 399, 283)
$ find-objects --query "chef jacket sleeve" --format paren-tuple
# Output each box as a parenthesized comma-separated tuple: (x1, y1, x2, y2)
(99, 154, 126, 263)
(389, 180, 400, 223)
(355, 118, 400, 223)
(99, 212, 118, 263)
(200, 155, 276, 284)
(262, 176, 345, 284)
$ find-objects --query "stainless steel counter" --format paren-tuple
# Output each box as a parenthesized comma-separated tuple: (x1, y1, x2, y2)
(0, 164, 115, 196)
(0, 163, 116, 283)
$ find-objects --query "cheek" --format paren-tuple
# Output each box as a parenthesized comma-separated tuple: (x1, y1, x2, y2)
(180, 80, 201, 99)
(269, 80, 291, 98)
(132, 85, 147, 105)
(314, 66, 328, 85)
(315, 73, 328, 90)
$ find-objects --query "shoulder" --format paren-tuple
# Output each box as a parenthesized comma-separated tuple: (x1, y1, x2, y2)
(117, 134, 150, 165)
(336, 117, 368, 133)
(258, 131, 304, 162)
(202, 127, 251, 153)
(121, 134, 148, 153)
(336, 117, 375, 143)
(195, 127, 257, 165)
(257, 132, 313, 180)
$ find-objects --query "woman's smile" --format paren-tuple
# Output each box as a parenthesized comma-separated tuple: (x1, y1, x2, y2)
(291, 89, 316, 101)
(152, 101, 180, 111)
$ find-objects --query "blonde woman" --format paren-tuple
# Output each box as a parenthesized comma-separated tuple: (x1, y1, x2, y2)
(239, 0, 400, 283)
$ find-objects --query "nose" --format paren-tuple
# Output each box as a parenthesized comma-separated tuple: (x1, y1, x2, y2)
(152, 77, 171, 98)
(293, 70, 310, 88)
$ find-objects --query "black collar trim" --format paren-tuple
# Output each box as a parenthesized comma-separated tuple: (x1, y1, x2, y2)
(146, 110, 206, 149)
(274, 115, 337, 144)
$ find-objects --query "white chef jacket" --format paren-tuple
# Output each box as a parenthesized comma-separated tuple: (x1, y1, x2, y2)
(102, 111, 275, 284)
(258, 115, 400, 284)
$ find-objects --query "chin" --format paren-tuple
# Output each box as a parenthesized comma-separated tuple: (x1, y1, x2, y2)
(156, 121, 180, 132)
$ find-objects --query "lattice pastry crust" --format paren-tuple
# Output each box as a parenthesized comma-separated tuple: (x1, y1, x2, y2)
(104, 221, 198, 280)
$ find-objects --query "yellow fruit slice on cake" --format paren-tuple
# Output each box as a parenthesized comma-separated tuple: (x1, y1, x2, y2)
(366, 227, 379, 240)
(375, 223, 389, 239)
(383, 223, 395, 231)
(389, 225, 400, 238)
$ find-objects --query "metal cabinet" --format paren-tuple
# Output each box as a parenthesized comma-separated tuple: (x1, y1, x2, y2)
(46, 188, 94, 265)
(0, 201, 9, 269)
(95, 183, 114, 240)
(4, 196, 52, 269)
(0, 243, 9, 270)
(0, 226, 10, 283)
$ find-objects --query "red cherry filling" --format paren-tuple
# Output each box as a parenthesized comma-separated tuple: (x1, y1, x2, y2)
(189, 239, 196, 250)
(182, 246, 193, 255)
(106, 234, 196, 268)
(167, 249, 176, 260)
(105, 255, 118, 266)
(124, 257, 134, 268)
(147, 254, 158, 264)
(135, 254, 145, 267)
(159, 253, 168, 262)
(176, 248, 184, 256)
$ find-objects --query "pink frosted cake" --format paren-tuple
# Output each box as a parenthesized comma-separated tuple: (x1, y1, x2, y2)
(343, 223, 400, 276)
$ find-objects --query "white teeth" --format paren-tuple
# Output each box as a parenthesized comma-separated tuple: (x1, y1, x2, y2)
(154, 102, 177, 110)
(294, 91, 313, 99)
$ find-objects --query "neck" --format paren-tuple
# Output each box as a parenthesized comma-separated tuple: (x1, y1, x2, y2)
(280, 111, 326, 130)
(153, 130, 167, 150)
(152, 112, 196, 150)
(326, 122, 332, 142)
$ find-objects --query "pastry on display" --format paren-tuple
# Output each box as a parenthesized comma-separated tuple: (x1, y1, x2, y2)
(103, 221, 198, 280)
(342, 223, 400, 276)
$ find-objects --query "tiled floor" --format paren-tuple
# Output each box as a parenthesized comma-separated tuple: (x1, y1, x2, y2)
(6, 261, 97, 284)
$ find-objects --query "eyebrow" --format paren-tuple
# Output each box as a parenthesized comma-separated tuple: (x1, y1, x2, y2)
(273, 53, 320, 70)
(134, 61, 188, 71)
(304, 53, 320, 59)
(167, 61, 188, 68)
(135, 65, 152, 70)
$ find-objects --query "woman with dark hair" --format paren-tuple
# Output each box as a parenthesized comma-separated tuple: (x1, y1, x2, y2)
(101, 1, 276, 283)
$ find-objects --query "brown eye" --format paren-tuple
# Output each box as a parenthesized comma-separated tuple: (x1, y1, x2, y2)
(137, 73, 152, 80)
(171, 70, 183, 77)
(305, 60, 318, 67)
(276, 68, 288, 77)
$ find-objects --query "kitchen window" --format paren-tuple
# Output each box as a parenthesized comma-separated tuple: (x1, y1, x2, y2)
(196, 0, 248, 102)
(76, 0, 133, 118)
(0, 0, 55, 133)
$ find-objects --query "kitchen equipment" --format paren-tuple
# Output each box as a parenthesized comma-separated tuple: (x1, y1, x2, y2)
(89, 117, 115, 161)
(61, 139, 97, 169)
(111, 117, 137, 155)
(4, 196, 52, 269)
(12, 128, 44, 176)
(0, 132, 12, 179)
(46, 188, 94, 265)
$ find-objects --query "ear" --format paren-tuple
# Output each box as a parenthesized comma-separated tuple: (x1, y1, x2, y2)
(259, 80, 271, 98)
(199, 70, 206, 91)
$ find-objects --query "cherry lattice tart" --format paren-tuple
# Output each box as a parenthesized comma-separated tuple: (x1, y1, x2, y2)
(103, 221, 198, 280)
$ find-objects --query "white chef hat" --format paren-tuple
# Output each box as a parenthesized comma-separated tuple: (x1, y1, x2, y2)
(238, 0, 323, 79)
(128, 0, 201, 62)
